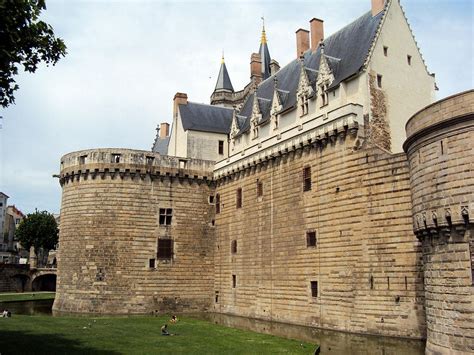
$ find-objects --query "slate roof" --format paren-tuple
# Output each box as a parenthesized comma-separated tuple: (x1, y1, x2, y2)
(236, 10, 383, 136)
(214, 61, 234, 92)
(259, 41, 271, 80)
(179, 102, 233, 134)
(152, 136, 170, 155)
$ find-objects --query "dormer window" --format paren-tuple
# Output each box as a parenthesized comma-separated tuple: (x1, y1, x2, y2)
(251, 120, 259, 139)
(299, 94, 309, 117)
(319, 84, 329, 107)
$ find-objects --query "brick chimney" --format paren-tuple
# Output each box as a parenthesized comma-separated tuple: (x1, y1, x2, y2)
(371, 0, 385, 16)
(296, 29, 310, 58)
(310, 18, 324, 52)
(160, 122, 170, 138)
(173, 92, 187, 117)
(250, 53, 262, 84)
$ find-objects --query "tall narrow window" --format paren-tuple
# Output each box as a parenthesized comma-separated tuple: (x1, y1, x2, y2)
(256, 180, 263, 198)
(236, 188, 242, 209)
(232, 275, 236, 288)
(218, 140, 224, 155)
(377, 74, 383, 88)
(112, 154, 121, 163)
(303, 166, 312, 192)
(157, 239, 173, 259)
(79, 155, 87, 164)
(149, 258, 155, 268)
(407, 55, 412, 65)
(370, 275, 374, 290)
(306, 231, 317, 247)
(159, 208, 172, 226)
(231, 240, 237, 254)
(215, 194, 221, 214)
(310, 281, 318, 298)
(383, 46, 388, 57)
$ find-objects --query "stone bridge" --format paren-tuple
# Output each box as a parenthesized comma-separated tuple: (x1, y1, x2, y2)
(0, 264, 57, 292)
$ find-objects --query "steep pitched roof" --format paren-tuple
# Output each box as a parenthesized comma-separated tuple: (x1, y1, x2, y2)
(179, 102, 233, 134)
(236, 10, 383, 136)
(214, 59, 234, 92)
(152, 136, 170, 155)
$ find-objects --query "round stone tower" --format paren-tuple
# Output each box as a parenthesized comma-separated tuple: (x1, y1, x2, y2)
(53, 148, 216, 314)
(404, 90, 474, 354)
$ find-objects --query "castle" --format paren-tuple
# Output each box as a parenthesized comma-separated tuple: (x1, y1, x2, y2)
(54, 1, 473, 354)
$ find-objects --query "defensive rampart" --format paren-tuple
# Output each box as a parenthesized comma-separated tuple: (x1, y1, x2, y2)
(54, 149, 216, 314)
(404, 90, 474, 354)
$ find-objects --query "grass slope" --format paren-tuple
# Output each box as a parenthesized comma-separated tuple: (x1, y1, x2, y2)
(0, 315, 318, 354)
(0, 292, 56, 302)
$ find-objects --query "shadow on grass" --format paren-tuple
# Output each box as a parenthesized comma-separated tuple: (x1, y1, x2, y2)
(0, 330, 120, 355)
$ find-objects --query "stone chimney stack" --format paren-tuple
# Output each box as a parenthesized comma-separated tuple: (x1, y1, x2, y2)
(173, 92, 187, 117)
(160, 122, 170, 138)
(296, 29, 310, 58)
(310, 18, 324, 52)
(250, 53, 262, 84)
(371, 0, 385, 16)
(270, 59, 280, 76)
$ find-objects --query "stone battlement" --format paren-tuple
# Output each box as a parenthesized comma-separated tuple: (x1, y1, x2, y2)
(59, 148, 215, 185)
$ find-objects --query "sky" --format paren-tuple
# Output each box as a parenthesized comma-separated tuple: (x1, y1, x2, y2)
(0, 0, 472, 214)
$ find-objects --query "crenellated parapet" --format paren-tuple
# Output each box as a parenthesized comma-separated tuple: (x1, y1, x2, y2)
(59, 148, 215, 186)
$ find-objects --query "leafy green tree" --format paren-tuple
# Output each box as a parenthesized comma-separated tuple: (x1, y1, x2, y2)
(15, 210, 58, 255)
(0, 0, 67, 107)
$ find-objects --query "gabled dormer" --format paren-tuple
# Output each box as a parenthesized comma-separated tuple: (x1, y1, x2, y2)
(270, 78, 283, 130)
(250, 94, 262, 139)
(316, 44, 335, 108)
(296, 60, 315, 117)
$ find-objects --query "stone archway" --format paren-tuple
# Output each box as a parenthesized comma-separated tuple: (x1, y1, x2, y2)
(31, 274, 56, 292)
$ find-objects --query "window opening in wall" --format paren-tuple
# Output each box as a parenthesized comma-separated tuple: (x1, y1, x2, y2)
(215, 291, 219, 303)
(440, 140, 444, 155)
(79, 155, 87, 164)
(215, 194, 221, 214)
(383, 46, 388, 56)
(146, 156, 155, 165)
(231, 240, 237, 254)
(377, 74, 383, 88)
(387, 277, 390, 290)
(405, 276, 408, 290)
(149, 258, 155, 268)
(407, 55, 412, 65)
(303, 166, 312, 192)
(112, 154, 121, 163)
(159, 208, 172, 226)
(310, 281, 318, 298)
(236, 188, 242, 209)
(218, 140, 224, 155)
(209, 195, 214, 204)
(232, 275, 236, 288)
(179, 159, 186, 169)
(306, 231, 317, 247)
(157, 239, 173, 259)
(257, 180, 263, 198)
(370, 275, 374, 290)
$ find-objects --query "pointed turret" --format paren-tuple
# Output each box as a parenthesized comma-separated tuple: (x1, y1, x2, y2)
(211, 54, 235, 107)
(214, 54, 234, 92)
(258, 18, 272, 80)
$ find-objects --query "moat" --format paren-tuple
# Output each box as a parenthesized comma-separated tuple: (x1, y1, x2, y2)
(4, 299, 425, 354)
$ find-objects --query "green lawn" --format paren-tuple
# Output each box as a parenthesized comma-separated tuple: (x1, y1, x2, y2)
(0, 314, 318, 354)
(0, 292, 55, 302)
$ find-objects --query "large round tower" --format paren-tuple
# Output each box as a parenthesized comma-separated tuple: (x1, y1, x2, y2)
(404, 90, 474, 354)
(53, 148, 216, 314)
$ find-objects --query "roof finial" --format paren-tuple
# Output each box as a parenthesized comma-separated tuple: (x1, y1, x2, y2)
(221, 49, 225, 64)
(260, 16, 267, 44)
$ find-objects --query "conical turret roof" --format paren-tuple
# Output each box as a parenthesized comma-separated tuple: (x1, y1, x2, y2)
(259, 23, 271, 80)
(214, 56, 234, 92)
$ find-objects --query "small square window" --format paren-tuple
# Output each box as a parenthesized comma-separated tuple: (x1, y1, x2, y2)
(231, 240, 237, 254)
(256, 180, 263, 198)
(383, 46, 388, 57)
(218, 140, 224, 155)
(377, 74, 383, 88)
(236, 188, 242, 209)
(232, 275, 236, 288)
(112, 154, 121, 163)
(79, 155, 87, 164)
(149, 258, 155, 268)
(407, 55, 412, 66)
(303, 166, 312, 192)
(159, 208, 172, 226)
(311, 281, 318, 298)
(157, 239, 173, 259)
(146, 156, 155, 165)
(306, 231, 317, 247)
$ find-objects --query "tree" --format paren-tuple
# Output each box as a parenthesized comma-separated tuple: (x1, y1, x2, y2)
(15, 210, 58, 256)
(0, 0, 67, 108)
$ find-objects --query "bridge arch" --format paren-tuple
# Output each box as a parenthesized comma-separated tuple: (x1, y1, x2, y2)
(31, 273, 56, 292)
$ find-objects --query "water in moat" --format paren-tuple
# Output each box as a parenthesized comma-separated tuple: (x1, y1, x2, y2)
(4, 300, 425, 354)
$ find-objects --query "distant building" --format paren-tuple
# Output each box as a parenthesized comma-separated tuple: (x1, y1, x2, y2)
(1, 204, 25, 263)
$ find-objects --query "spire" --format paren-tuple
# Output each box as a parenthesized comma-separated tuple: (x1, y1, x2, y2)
(214, 54, 234, 92)
(258, 16, 271, 80)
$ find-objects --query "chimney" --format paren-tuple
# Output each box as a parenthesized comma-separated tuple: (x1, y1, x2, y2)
(250, 53, 262, 84)
(296, 29, 310, 58)
(160, 122, 170, 138)
(310, 18, 324, 52)
(270, 59, 280, 76)
(173, 92, 187, 117)
(371, 0, 385, 16)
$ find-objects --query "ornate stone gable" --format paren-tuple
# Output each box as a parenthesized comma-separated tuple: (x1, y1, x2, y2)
(251, 94, 262, 139)
(296, 60, 314, 117)
(230, 109, 240, 139)
(270, 78, 283, 130)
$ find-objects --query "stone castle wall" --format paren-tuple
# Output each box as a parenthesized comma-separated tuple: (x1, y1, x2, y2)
(405, 90, 474, 354)
(213, 129, 425, 339)
(54, 149, 216, 314)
